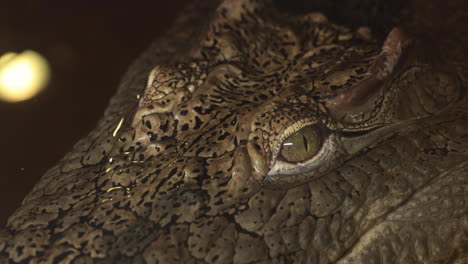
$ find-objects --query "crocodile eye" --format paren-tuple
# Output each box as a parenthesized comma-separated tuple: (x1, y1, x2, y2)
(280, 125, 321, 163)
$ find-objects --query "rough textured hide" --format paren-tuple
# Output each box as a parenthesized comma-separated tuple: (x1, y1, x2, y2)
(1, 0, 467, 263)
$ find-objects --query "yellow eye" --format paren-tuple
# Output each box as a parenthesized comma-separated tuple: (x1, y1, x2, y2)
(280, 125, 321, 163)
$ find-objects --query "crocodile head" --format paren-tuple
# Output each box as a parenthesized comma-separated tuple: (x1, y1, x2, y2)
(1, 0, 467, 263)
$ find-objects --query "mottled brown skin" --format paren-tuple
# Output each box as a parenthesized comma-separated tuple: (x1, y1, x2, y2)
(1, 0, 467, 263)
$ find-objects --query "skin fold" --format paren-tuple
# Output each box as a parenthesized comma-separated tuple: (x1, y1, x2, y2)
(1, 0, 467, 263)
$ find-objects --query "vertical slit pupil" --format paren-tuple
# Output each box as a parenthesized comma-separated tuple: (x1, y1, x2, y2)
(302, 134, 308, 152)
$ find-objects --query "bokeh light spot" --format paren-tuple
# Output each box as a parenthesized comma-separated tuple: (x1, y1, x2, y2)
(0, 50, 50, 102)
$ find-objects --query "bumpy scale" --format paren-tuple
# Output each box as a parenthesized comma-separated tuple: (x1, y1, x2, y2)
(1, 0, 467, 263)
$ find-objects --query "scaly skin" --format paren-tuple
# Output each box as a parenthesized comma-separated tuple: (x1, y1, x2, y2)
(1, 0, 467, 263)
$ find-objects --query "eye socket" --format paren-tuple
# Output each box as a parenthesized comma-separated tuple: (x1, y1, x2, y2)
(280, 125, 321, 163)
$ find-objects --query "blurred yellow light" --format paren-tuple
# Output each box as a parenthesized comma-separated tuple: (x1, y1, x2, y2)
(0, 50, 50, 102)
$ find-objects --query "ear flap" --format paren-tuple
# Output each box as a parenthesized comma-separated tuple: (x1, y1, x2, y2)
(324, 28, 410, 120)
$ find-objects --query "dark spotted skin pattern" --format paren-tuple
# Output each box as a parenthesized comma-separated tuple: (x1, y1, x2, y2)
(1, 0, 467, 263)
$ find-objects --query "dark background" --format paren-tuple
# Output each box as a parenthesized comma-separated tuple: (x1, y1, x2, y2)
(0, 1, 188, 227)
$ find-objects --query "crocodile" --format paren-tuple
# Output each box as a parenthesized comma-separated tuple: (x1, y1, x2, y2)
(1, 0, 467, 263)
